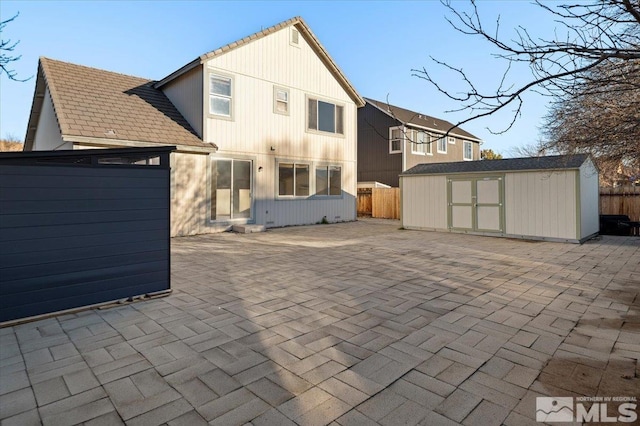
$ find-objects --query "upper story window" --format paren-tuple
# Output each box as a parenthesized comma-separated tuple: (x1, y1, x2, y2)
(274, 87, 289, 115)
(463, 141, 473, 160)
(448, 136, 456, 144)
(389, 127, 402, 154)
(437, 136, 447, 153)
(209, 74, 232, 118)
(412, 130, 428, 155)
(308, 97, 344, 134)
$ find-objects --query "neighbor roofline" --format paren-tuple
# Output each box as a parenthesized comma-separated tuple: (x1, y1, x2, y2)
(154, 16, 365, 107)
(364, 97, 482, 142)
(399, 166, 584, 177)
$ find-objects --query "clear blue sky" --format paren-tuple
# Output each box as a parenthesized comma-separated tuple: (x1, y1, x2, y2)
(1, 1, 555, 156)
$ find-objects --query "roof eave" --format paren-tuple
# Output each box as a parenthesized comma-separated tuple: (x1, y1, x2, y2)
(154, 58, 202, 89)
(62, 134, 218, 153)
(23, 60, 49, 151)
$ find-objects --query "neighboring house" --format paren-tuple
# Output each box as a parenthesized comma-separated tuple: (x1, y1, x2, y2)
(358, 98, 482, 187)
(24, 16, 365, 236)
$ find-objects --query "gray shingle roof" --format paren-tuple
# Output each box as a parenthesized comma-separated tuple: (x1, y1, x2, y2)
(401, 154, 591, 176)
(365, 98, 480, 141)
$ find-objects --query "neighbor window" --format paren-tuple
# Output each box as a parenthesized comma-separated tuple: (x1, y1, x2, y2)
(274, 87, 289, 115)
(209, 74, 232, 117)
(279, 162, 309, 197)
(308, 98, 344, 134)
(412, 131, 427, 155)
(448, 136, 456, 144)
(316, 165, 342, 196)
(389, 127, 402, 153)
(437, 137, 447, 153)
(463, 141, 473, 160)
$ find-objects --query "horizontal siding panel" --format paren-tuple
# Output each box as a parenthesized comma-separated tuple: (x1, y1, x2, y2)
(0, 208, 168, 228)
(0, 219, 167, 241)
(0, 164, 167, 179)
(1, 250, 167, 282)
(2, 229, 167, 255)
(0, 198, 168, 215)
(1, 239, 167, 267)
(2, 270, 167, 306)
(2, 261, 167, 294)
(1, 174, 167, 189)
(1, 281, 168, 322)
(0, 187, 166, 201)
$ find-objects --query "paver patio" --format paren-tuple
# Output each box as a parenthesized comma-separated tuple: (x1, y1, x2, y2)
(1, 219, 639, 425)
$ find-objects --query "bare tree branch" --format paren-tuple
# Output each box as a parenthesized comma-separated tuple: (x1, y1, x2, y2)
(416, 0, 640, 137)
(1, 12, 30, 82)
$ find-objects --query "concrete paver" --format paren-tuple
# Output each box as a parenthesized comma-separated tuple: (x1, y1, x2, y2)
(0, 219, 638, 425)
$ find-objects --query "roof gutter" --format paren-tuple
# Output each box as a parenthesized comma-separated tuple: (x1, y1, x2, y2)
(62, 135, 217, 154)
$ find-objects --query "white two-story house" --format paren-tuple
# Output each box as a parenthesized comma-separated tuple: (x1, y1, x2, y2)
(24, 17, 365, 236)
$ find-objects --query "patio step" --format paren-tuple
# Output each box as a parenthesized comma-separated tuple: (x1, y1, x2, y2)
(232, 224, 266, 234)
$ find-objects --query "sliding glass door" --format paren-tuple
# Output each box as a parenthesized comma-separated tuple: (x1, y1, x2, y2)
(211, 159, 252, 221)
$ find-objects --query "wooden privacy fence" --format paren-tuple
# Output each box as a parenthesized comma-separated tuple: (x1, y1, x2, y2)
(357, 187, 400, 219)
(600, 186, 640, 221)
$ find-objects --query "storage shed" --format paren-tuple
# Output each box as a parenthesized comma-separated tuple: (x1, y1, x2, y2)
(400, 154, 599, 243)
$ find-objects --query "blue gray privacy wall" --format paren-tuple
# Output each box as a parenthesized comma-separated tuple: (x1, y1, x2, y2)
(0, 146, 175, 323)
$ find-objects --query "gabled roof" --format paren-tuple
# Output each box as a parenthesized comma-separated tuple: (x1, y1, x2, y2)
(365, 97, 481, 142)
(155, 16, 365, 108)
(401, 154, 591, 176)
(24, 57, 213, 151)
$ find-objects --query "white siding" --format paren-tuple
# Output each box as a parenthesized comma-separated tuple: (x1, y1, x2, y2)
(161, 67, 204, 137)
(400, 175, 447, 230)
(580, 159, 599, 238)
(33, 87, 71, 151)
(202, 24, 358, 229)
(505, 171, 577, 240)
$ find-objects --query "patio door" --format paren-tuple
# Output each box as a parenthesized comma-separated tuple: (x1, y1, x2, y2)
(448, 176, 503, 232)
(211, 159, 252, 221)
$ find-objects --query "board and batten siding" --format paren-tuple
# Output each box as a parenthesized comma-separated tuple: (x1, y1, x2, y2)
(32, 86, 71, 151)
(162, 67, 204, 137)
(202, 24, 358, 228)
(357, 103, 403, 187)
(0, 148, 172, 322)
(400, 175, 447, 230)
(504, 171, 577, 240)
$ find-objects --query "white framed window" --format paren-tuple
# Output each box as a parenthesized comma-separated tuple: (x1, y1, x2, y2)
(463, 141, 473, 160)
(389, 127, 402, 154)
(209, 73, 232, 118)
(437, 136, 447, 153)
(448, 137, 456, 144)
(278, 162, 309, 197)
(316, 165, 342, 196)
(425, 133, 433, 155)
(412, 130, 427, 155)
(308, 97, 344, 134)
(274, 87, 289, 115)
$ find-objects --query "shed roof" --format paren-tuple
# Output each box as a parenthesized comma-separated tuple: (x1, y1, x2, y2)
(401, 154, 591, 176)
(364, 98, 481, 142)
(24, 58, 213, 151)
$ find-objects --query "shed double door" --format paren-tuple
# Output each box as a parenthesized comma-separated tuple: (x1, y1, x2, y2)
(448, 176, 503, 233)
